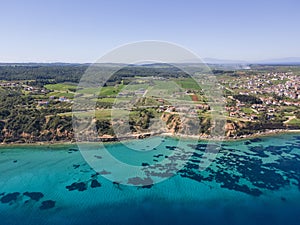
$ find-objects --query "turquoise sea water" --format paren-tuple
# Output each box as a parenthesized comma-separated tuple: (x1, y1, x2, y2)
(1, 133, 300, 225)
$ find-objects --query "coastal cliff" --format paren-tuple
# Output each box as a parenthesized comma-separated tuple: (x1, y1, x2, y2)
(0, 112, 297, 144)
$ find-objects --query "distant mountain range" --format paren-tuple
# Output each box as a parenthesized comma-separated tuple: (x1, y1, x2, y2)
(252, 57, 300, 65)
(203, 57, 300, 65)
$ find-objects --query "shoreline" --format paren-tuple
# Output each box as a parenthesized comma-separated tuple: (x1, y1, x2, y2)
(1, 129, 300, 147)
(161, 129, 300, 142)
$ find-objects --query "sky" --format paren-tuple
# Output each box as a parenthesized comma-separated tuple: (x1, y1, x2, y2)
(0, 0, 300, 63)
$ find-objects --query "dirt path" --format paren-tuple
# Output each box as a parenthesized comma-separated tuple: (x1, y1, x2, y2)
(284, 116, 296, 124)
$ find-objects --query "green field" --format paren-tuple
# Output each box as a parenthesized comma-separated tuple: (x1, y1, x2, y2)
(242, 107, 255, 114)
(287, 118, 300, 126)
(174, 78, 200, 90)
(45, 83, 77, 91)
(60, 108, 135, 120)
(45, 83, 127, 99)
(47, 91, 75, 98)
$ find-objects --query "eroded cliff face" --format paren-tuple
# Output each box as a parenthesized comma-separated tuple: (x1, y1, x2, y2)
(160, 113, 212, 136)
(0, 112, 288, 144)
(225, 121, 247, 137)
(161, 113, 182, 134)
(160, 113, 262, 138)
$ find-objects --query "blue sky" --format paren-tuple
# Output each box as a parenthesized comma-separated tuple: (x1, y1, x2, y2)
(1, 0, 299, 62)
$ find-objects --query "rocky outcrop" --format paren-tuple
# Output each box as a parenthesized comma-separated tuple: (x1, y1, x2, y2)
(161, 113, 182, 134)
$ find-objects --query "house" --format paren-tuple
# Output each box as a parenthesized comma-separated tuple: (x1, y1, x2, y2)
(166, 106, 175, 113)
(196, 104, 210, 110)
(59, 96, 69, 102)
(38, 101, 49, 106)
(230, 112, 237, 117)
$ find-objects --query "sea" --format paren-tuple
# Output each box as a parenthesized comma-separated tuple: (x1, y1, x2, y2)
(0, 133, 300, 225)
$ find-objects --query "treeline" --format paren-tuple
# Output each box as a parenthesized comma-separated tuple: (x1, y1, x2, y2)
(0, 64, 190, 86)
(0, 65, 88, 83)
(104, 65, 189, 85)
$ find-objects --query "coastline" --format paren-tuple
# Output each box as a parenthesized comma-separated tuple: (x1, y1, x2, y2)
(1, 129, 300, 148)
(0, 140, 75, 148)
(161, 129, 300, 142)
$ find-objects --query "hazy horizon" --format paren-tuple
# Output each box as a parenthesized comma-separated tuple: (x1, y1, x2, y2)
(1, 0, 300, 63)
(1, 56, 300, 64)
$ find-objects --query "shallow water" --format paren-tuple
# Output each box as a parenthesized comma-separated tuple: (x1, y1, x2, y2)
(0, 134, 300, 225)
